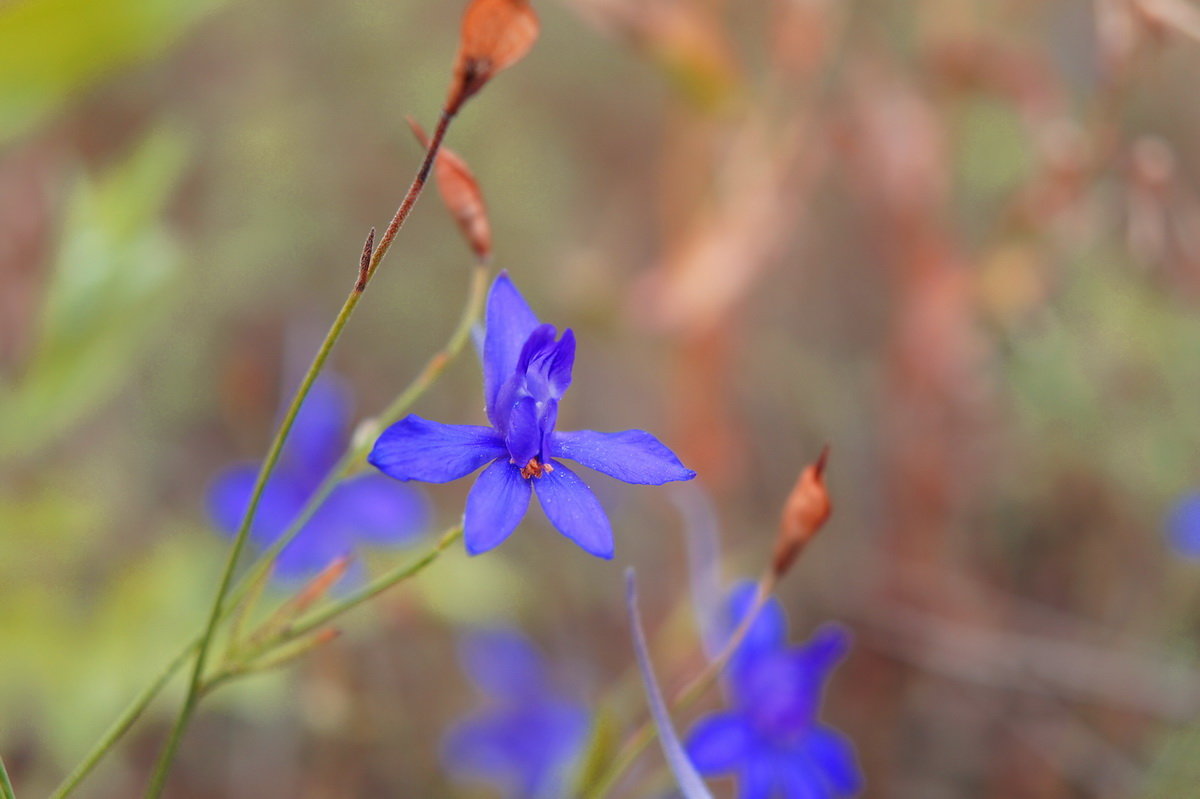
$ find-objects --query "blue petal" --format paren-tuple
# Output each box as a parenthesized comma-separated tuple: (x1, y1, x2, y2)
(519, 326, 575, 400)
(797, 624, 852, 678)
(552, 429, 696, 485)
(464, 460, 533, 555)
(723, 581, 788, 670)
(460, 628, 548, 700)
(804, 727, 864, 795)
(626, 570, 715, 799)
(207, 464, 306, 542)
(369, 416, 505, 483)
(281, 376, 353, 477)
(738, 754, 776, 799)
(776, 757, 831, 799)
(272, 521, 354, 579)
(323, 473, 431, 544)
(533, 461, 615, 559)
(442, 702, 587, 799)
(505, 397, 542, 467)
(685, 712, 753, 775)
(484, 272, 541, 423)
(1167, 492, 1200, 559)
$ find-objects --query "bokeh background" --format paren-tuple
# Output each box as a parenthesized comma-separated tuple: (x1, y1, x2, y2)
(5, 0, 1200, 796)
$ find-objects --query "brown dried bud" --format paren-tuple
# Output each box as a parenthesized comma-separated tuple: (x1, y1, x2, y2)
(446, 0, 539, 114)
(772, 446, 832, 578)
(408, 118, 492, 261)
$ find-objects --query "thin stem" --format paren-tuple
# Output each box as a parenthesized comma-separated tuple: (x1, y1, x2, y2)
(585, 571, 777, 799)
(278, 524, 463, 644)
(1, 752, 15, 799)
(144, 291, 362, 799)
(48, 642, 195, 799)
(227, 259, 489, 620)
(144, 113, 454, 799)
(51, 257, 485, 799)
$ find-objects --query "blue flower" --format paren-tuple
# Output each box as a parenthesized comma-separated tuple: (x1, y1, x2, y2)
(1167, 492, 1200, 559)
(686, 584, 863, 799)
(368, 272, 696, 559)
(442, 629, 589, 799)
(208, 376, 431, 579)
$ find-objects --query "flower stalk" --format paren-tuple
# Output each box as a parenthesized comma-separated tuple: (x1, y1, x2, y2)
(1, 753, 15, 799)
(144, 117, 456, 797)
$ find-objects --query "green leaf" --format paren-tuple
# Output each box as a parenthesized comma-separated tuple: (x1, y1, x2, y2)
(0, 0, 228, 144)
(0, 128, 188, 457)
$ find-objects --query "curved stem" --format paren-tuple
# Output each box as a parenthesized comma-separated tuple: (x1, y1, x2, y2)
(53, 258, 484, 799)
(48, 643, 196, 799)
(144, 290, 362, 799)
(585, 571, 776, 799)
(228, 259, 489, 608)
(1, 752, 15, 799)
(143, 114, 454, 799)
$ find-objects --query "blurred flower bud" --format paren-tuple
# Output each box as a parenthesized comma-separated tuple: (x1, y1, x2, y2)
(772, 446, 831, 578)
(446, 0, 540, 114)
(408, 118, 492, 261)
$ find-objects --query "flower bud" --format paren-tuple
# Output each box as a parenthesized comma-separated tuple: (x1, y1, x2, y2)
(772, 446, 832, 578)
(408, 118, 492, 261)
(446, 0, 540, 114)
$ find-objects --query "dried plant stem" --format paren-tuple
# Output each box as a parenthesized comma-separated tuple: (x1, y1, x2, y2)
(1, 753, 15, 799)
(143, 118, 453, 799)
(586, 570, 777, 799)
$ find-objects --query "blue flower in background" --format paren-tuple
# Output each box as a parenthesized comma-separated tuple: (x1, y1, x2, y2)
(369, 272, 695, 559)
(1167, 492, 1200, 558)
(443, 629, 589, 798)
(208, 376, 431, 579)
(686, 584, 863, 799)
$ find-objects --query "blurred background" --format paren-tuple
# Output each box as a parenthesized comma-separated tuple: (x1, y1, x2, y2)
(5, 0, 1200, 796)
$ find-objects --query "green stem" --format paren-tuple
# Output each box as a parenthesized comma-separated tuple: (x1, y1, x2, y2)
(49, 642, 197, 799)
(52, 259, 484, 799)
(279, 524, 463, 644)
(1, 752, 15, 799)
(143, 113, 454, 799)
(144, 291, 362, 799)
(228, 259, 489, 610)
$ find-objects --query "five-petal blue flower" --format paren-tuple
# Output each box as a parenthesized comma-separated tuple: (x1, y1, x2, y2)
(686, 583, 863, 799)
(369, 272, 696, 558)
(208, 376, 431, 579)
(442, 629, 589, 799)
(1167, 492, 1200, 559)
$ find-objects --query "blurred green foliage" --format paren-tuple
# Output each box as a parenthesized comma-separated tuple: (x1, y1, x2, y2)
(0, 0, 227, 144)
(0, 128, 187, 458)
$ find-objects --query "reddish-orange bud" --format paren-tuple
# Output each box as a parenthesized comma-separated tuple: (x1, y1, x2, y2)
(446, 0, 539, 114)
(292, 554, 353, 615)
(408, 118, 492, 261)
(772, 446, 832, 578)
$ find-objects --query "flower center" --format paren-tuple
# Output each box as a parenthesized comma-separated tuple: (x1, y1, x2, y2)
(520, 457, 554, 479)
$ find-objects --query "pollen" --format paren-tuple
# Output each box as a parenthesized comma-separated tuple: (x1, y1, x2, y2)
(520, 457, 553, 479)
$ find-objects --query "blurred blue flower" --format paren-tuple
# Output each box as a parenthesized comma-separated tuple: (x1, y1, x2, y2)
(208, 376, 431, 579)
(1167, 492, 1200, 558)
(443, 629, 589, 799)
(369, 272, 695, 559)
(686, 583, 863, 799)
